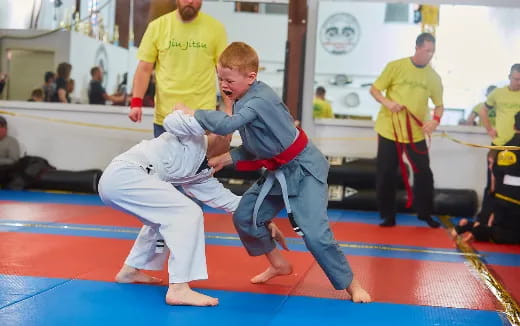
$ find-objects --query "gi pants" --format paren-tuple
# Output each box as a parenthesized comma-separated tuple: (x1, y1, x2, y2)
(98, 160, 207, 284)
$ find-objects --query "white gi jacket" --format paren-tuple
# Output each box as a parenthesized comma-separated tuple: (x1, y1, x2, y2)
(98, 111, 239, 283)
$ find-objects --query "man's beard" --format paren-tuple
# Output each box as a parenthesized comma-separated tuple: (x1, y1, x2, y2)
(178, 3, 200, 21)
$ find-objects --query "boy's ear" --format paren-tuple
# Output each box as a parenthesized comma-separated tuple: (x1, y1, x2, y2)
(247, 72, 257, 85)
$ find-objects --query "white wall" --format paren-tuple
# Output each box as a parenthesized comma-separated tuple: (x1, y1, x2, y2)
(69, 32, 132, 102)
(0, 101, 154, 171)
(203, 2, 287, 64)
(0, 101, 490, 200)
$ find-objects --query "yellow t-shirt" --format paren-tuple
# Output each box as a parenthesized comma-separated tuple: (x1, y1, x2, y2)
(313, 98, 334, 118)
(471, 102, 496, 127)
(138, 11, 227, 125)
(373, 58, 443, 143)
(485, 87, 520, 146)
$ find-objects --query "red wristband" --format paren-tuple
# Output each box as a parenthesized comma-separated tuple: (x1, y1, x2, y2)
(130, 97, 143, 108)
(433, 114, 441, 123)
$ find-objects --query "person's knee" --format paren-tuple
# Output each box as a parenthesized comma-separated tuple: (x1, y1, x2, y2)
(232, 208, 253, 231)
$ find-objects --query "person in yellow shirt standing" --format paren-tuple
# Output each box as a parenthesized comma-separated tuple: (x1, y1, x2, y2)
(313, 86, 334, 119)
(369, 33, 443, 228)
(128, 0, 228, 137)
(465, 85, 496, 126)
(475, 64, 520, 225)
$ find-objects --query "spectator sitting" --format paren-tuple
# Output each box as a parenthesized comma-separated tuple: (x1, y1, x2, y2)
(51, 62, 72, 103)
(453, 111, 520, 244)
(0, 73, 6, 96)
(0, 115, 21, 187)
(28, 88, 44, 102)
(88, 66, 125, 105)
(466, 85, 497, 126)
(67, 79, 75, 103)
(42, 71, 56, 102)
(313, 86, 334, 119)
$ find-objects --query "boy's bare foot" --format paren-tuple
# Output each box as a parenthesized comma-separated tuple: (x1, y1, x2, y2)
(251, 248, 293, 283)
(115, 264, 162, 284)
(346, 278, 372, 303)
(250, 264, 293, 284)
(166, 283, 218, 306)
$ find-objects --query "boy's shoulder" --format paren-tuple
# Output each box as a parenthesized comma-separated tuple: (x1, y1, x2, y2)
(245, 81, 278, 100)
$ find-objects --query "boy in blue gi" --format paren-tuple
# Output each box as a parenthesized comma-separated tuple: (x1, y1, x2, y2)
(176, 42, 371, 302)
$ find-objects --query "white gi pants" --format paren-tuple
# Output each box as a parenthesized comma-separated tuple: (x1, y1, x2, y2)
(98, 160, 208, 284)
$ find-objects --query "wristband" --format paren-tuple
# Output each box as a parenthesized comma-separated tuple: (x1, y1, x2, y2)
(433, 114, 441, 123)
(130, 97, 143, 108)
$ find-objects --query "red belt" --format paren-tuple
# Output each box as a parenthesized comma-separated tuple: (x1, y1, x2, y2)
(391, 107, 429, 208)
(236, 127, 308, 171)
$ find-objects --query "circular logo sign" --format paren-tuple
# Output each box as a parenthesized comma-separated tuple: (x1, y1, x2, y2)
(320, 13, 361, 55)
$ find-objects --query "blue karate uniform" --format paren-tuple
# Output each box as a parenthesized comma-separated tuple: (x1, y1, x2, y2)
(194, 81, 353, 289)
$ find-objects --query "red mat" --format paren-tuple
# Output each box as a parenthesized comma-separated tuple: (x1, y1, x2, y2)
(0, 232, 500, 310)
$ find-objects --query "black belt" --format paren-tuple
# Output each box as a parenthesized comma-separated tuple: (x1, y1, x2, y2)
(196, 157, 209, 174)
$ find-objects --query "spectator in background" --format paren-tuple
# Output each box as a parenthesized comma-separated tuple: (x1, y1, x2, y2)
(0, 73, 7, 96)
(88, 66, 125, 105)
(453, 112, 520, 244)
(66, 79, 76, 103)
(369, 32, 443, 228)
(128, 0, 228, 137)
(0, 115, 21, 186)
(142, 71, 156, 108)
(51, 62, 72, 103)
(465, 85, 497, 126)
(42, 71, 56, 102)
(475, 64, 520, 225)
(28, 88, 44, 102)
(313, 86, 334, 119)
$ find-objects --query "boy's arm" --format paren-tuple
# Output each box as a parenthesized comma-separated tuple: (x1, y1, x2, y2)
(163, 110, 205, 137)
(193, 106, 257, 135)
(182, 177, 241, 213)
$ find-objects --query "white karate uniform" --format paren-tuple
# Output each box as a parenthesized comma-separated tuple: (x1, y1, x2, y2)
(98, 111, 240, 283)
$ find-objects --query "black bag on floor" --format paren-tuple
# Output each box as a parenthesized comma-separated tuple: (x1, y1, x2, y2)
(2, 156, 56, 190)
(31, 169, 103, 193)
(327, 157, 409, 190)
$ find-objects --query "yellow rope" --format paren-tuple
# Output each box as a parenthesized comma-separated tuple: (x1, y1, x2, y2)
(4, 108, 519, 151)
(0, 109, 152, 133)
(440, 132, 520, 151)
(440, 216, 520, 325)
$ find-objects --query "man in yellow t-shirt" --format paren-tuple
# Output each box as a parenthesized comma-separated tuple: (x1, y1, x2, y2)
(475, 64, 520, 224)
(465, 85, 496, 126)
(128, 0, 228, 137)
(313, 86, 334, 119)
(370, 33, 443, 228)
(480, 64, 520, 146)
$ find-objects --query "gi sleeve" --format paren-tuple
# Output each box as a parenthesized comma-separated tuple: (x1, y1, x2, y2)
(230, 145, 255, 164)
(194, 106, 257, 135)
(163, 111, 205, 137)
(182, 177, 241, 213)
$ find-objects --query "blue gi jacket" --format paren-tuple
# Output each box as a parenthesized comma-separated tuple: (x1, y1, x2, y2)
(194, 80, 329, 196)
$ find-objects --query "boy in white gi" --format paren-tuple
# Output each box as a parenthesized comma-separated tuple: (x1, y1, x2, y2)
(99, 110, 285, 306)
(176, 42, 371, 303)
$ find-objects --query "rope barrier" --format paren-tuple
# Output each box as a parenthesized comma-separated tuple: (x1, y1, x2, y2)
(439, 216, 520, 326)
(3, 108, 519, 151)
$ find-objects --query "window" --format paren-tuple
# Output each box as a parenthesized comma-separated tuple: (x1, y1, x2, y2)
(234, 2, 288, 15)
(384, 3, 410, 23)
(235, 2, 260, 13)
